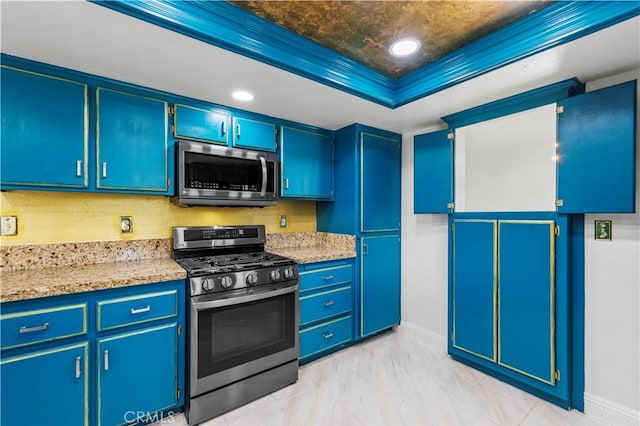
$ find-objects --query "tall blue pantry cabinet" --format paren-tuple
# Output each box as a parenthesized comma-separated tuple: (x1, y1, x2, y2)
(317, 124, 402, 340)
(414, 79, 637, 410)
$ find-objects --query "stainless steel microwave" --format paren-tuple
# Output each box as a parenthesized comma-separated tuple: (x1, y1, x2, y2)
(175, 140, 278, 206)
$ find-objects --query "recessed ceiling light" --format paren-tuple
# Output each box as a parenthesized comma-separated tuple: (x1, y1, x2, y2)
(389, 38, 421, 57)
(232, 90, 254, 101)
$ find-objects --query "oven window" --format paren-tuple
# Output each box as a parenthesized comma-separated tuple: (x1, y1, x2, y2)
(197, 292, 295, 378)
(185, 152, 263, 192)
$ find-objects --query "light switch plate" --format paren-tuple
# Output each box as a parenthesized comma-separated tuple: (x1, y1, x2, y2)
(1, 216, 18, 236)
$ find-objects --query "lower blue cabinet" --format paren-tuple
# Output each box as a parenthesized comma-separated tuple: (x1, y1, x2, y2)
(0, 280, 185, 426)
(0, 342, 89, 426)
(298, 259, 354, 363)
(98, 323, 179, 426)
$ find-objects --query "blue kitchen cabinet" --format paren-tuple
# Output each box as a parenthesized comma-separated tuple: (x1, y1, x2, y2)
(173, 103, 229, 145)
(557, 80, 637, 213)
(298, 259, 354, 363)
(414, 129, 454, 214)
(451, 219, 496, 361)
(280, 126, 333, 199)
(96, 88, 170, 193)
(499, 221, 556, 384)
(361, 235, 400, 337)
(98, 323, 179, 426)
(0, 66, 88, 189)
(232, 116, 277, 152)
(361, 132, 401, 232)
(0, 342, 89, 426)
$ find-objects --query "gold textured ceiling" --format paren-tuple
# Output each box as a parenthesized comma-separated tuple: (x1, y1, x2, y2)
(229, 0, 553, 79)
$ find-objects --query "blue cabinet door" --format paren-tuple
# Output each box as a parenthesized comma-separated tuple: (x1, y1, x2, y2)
(498, 221, 556, 384)
(414, 129, 454, 214)
(361, 132, 401, 232)
(232, 117, 277, 151)
(173, 104, 229, 145)
(97, 88, 169, 192)
(1, 342, 89, 426)
(361, 235, 400, 337)
(452, 220, 496, 361)
(557, 80, 637, 213)
(281, 126, 333, 199)
(98, 323, 178, 426)
(0, 66, 88, 189)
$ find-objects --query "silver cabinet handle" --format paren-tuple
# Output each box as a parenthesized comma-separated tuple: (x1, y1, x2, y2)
(363, 244, 369, 255)
(221, 120, 226, 135)
(323, 300, 335, 307)
(75, 356, 81, 379)
(322, 332, 334, 340)
(104, 350, 109, 371)
(323, 275, 334, 281)
(130, 305, 151, 315)
(76, 160, 82, 177)
(236, 124, 241, 138)
(284, 177, 289, 189)
(19, 323, 49, 334)
(102, 162, 107, 178)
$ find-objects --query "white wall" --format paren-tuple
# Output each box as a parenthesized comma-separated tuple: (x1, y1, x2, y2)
(401, 70, 640, 423)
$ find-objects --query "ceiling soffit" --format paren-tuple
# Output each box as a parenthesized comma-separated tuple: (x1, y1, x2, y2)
(93, 1, 640, 108)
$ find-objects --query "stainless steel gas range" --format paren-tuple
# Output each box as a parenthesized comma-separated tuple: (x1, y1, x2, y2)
(173, 225, 299, 425)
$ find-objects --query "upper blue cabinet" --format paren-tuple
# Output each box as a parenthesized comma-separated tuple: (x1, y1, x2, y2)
(414, 129, 454, 214)
(280, 126, 333, 200)
(0, 66, 88, 189)
(172, 104, 229, 145)
(232, 116, 277, 152)
(414, 79, 637, 214)
(557, 81, 637, 213)
(97, 88, 170, 193)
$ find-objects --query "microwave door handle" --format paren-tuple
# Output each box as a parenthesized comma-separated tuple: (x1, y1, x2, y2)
(260, 156, 267, 196)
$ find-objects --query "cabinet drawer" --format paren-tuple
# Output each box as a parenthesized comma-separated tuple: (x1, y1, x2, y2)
(1, 304, 87, 350)
(300, 264, 352, 292)
(98, 290, 178, 331)
(300, 286, 352, 326)
(300, 316, 352, 360)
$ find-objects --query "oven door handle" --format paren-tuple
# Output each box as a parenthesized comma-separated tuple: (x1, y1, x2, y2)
(192, 284, 298, 310)
(260, 156, 267, 196)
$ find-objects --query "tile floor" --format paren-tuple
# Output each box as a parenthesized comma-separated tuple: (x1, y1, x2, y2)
(157, 326, 605, 426)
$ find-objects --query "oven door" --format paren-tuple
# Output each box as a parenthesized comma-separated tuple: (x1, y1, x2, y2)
(177, 140, 277, 206)
(189, 284, 299, 397)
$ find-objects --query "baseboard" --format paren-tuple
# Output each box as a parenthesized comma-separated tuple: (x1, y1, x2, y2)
(399, 321, 447, 349)
(584, 392, 640, 425)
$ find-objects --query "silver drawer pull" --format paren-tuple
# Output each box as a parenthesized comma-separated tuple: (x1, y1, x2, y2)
(322, 332, 334, 340)
(323, 275, 334, 280)
(221, 120, 226, 135)
(130, 305, 151, 315)
(102, 162, 108, 178)
(75, 356, 82, 379)
(323, 300, 335, 307)
(19, 323, 49, 334)
(104, 350, 110, 371)
(76, 160, 83, 177)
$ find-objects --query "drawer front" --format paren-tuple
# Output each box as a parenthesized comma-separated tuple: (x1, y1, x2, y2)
(300, 316, 352, 360)
(98, 290, 178, 331)
(300, 286, 352, 326)
(1, 304, 87, 350)
(300, 264, 352, 292)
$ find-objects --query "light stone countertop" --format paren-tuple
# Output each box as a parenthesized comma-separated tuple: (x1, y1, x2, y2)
(266, 232, 356, 264)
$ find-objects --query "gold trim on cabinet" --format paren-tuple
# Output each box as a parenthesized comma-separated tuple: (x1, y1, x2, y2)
(96, 290, 178, 332)
(172, 103, 229, 145)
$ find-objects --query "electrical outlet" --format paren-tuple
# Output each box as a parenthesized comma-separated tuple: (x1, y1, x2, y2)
(1, 216, 18, 236)
(120, 216, 133, 234)
(279, 215, 287, 228)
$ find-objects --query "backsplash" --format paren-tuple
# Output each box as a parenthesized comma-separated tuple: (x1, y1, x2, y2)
(0, 191, 316, 246)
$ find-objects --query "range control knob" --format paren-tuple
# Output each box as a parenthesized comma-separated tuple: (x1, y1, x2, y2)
(270, 269, 281, 281)
(283, 267, 295, 279)
(220, 276, 233, 289)
(246, 273, 258, 286)
(202, 278, 215, 291)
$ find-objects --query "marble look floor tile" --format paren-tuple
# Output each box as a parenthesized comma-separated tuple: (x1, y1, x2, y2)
(479, 374, 544, 408)
(220, 392, 276, 425)
(520, 400, 607, 425)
